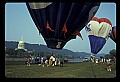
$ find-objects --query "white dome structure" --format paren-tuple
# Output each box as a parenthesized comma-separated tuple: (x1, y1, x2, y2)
(18, 36, 24, 49)
(15, 36, 27, 51)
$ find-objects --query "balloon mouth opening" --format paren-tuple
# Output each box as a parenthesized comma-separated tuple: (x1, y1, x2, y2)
(44, 38, 66, 49)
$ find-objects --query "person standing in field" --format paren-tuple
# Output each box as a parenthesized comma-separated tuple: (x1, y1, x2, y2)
(55, 57, 59, 66)
(41, 56, 45, 67)
(52, 55, 56, 67)
(59, 57, 64, 67)
(106, 58, 112, 71)
(27, 55, 31, 66)
(95, 58, 99, 65)
(38, 55, 41, 65)
(49, 53, 55, 67)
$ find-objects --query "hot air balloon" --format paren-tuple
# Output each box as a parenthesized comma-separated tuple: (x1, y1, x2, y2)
(85, 17, 112, 55)
(26, 2, 100, 49)
(110, 26, 116, 43)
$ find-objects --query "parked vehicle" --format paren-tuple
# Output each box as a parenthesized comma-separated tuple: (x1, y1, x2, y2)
(83, 57, 90, 62)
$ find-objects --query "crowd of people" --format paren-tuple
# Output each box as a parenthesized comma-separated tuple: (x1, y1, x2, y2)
(26, 53, 116, 72)
(39, 54, 64, 67)
(27, 53, 64, 67)
(90, 56, 116, 72)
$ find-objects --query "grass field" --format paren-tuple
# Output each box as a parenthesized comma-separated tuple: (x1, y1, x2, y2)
(5, 62, 116, 78)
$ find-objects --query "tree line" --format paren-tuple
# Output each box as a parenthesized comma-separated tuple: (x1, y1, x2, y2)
(5, 48, 116, 59)
(5, 48, 73, 59)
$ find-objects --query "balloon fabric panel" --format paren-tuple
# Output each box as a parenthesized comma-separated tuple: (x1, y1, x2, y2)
(88, 35, 106, 54)
(110, 26, 116, 43)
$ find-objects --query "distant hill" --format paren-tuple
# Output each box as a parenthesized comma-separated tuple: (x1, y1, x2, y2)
(5, 41, 106, 58)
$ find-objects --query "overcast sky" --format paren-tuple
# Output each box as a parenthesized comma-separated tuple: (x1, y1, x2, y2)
(5, 2, 116, 54)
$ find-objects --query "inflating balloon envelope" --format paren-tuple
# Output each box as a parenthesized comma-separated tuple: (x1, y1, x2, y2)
(26, 2, 100, 49)
(85, 17, 112, 56)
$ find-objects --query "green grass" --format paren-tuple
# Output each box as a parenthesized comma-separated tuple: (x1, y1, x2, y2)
(5, 62, 116, 78)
